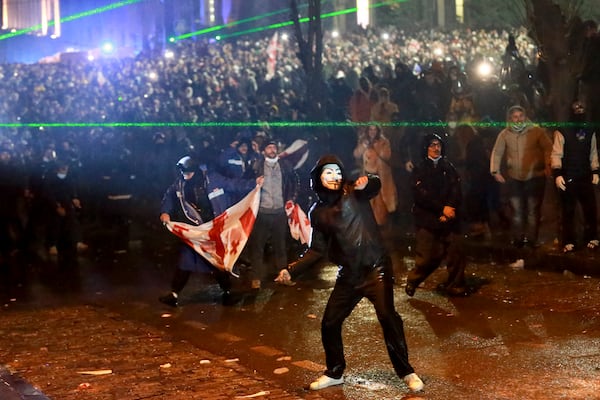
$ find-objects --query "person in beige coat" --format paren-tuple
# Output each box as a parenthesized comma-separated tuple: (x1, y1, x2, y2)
(489, 105, 552, 262)
(353, 124, 398, 226)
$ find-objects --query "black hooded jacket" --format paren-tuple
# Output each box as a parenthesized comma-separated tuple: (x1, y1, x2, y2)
(288, 154, 387, 284)
(412, 135, 462, 233)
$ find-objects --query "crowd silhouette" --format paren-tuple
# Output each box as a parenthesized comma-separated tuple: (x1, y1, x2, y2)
(0, 24, 542, 265)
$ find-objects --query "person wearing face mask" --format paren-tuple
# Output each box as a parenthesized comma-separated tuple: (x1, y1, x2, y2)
(406, 134, 467, 298)
(158, 155, 261, 307)
(246, 140, 299, 289)
(551, 100, 600, 253)
(41, 160, 87, 260)
(490, 105, 552, 266)
(275, 155, 423, 393)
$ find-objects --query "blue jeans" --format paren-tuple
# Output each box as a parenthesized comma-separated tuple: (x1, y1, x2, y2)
(506, 176, 546, 243)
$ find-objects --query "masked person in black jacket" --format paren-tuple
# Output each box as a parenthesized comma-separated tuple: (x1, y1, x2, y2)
(405, 133, 467, 297)
(275, 154, 423, 393)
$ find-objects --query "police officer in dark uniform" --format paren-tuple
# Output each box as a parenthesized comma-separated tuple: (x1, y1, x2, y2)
(159, 155, 260, 306)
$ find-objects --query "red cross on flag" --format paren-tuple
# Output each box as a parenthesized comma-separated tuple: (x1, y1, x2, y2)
(285, 200, 311, 245)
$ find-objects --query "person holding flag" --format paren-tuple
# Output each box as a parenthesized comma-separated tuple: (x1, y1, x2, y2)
(158, 154, 262, 307)
(246, 140, 299, 290)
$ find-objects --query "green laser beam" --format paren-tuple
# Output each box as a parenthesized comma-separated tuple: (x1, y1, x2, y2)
(217, 0, 407, 39)
(176, 0, 407, 41)
(216, 8, 356, 40)
(174, 0, 339, 41)
(175, 8, 291, 41)
(0, 121, 591, 129)
(0, 0, 143, 41)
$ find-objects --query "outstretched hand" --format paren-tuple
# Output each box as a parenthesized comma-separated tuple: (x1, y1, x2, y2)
(274, 269, 295, 286)
(160, 213, 171, 224)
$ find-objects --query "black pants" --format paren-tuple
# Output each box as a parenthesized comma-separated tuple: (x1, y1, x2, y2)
(558, 179, 597, 245)
(247, 211, 288, 281)
(170, 268, 231, 294)
(321, 262, 414, 379)
(409, 228, 466, 290)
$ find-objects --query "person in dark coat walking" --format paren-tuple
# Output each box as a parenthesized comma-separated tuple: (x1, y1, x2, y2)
(405, 133, 467, 297)
(275, 154, 423, 393)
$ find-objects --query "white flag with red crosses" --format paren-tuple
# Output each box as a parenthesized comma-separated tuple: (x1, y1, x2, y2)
(285, 201, 311, 245)
(165, 185, 261, 276)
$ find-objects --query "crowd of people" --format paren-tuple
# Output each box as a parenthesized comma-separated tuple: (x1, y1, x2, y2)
(0, 25, 539, 261)
(3, 20, 600, 395)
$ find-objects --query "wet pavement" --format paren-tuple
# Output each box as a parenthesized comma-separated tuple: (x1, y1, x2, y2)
(1, 220, 600, 400)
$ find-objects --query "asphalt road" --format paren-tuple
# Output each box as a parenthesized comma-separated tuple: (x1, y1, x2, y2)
(2, 228, 599, 400)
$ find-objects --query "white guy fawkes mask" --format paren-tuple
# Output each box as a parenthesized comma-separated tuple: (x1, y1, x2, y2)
(320, 163, 342, 190)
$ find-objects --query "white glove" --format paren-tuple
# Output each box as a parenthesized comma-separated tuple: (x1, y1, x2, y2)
(593, 174, 599, 185)
(555, 176, 566, 191)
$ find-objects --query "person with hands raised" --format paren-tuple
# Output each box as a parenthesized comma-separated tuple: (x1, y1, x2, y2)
(275, 154, 423, 393)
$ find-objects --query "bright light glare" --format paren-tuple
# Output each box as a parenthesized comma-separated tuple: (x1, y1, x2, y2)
(148, 71, 158, 81)
(381, 32, 389, 40)
(281, 32, 288, 41)
(331, 30, 339, 38)
(357, 0, 369, 27)
(433, 47, 443, 57)
(101, 42, 114, 53)
(477, 61, 492, 77)
(164, 49, 174, 59)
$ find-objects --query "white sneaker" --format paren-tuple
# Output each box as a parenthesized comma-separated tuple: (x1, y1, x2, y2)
(403, 372, 424, 392)
(509, 258, 525, 269)
(309, 374, 344, 390)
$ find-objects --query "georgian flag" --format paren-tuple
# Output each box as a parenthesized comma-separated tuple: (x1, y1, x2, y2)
(165, 185, 261, 276)
(285, 200, 311, 245)
(265, 31, 279, 81)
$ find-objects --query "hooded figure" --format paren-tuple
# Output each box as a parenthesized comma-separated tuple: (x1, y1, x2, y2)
(275, 154, 424, 393)
(406, 133, 467, 297)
